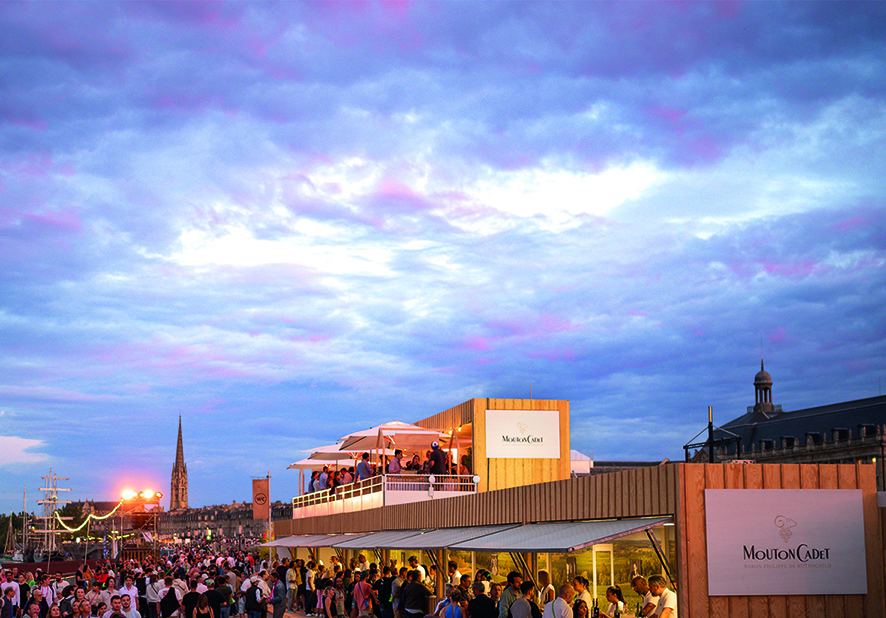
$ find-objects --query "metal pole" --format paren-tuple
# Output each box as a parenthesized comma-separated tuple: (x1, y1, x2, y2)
(708, 406, 714, 463)
(267, 472, 272, 561)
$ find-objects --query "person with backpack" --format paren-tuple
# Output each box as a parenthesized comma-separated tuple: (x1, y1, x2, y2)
(243, 578, 264, 618)
(352, 573, 375, 618)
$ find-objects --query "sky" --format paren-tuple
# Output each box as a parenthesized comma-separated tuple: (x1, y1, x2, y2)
(1, 1, 885, 513)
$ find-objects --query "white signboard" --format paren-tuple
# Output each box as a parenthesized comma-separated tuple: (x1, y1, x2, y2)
(705, 489, 867, 596)
(485, 409, 560, 459)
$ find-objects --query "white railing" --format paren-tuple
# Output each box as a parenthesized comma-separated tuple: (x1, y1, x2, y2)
(291, 474, 478, 516)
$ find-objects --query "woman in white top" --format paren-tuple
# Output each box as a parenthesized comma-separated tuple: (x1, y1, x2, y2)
(535, 571, 554, 607)
(599, 586, 624, 618)
(571, 577, 591, 608)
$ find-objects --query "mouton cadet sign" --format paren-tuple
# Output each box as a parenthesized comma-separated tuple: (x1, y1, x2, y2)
(705, 489, 867, 595)
(485, 409, 560, 459)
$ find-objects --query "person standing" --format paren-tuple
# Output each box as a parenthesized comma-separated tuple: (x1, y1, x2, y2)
(540, 586, 572, 618)
(243, 578, 264, 618)
(387, 451, 403, 475)
(647, 577, 676, 618)
(628, 578, 658, 618)
(352, 572, 374, 618)
(428, 444, 447, 476)
(267, 574, 285, 618)
(508, 583, 539, 618)
(120, 594, 142, 618)
(466, 583, 495, 618)
(204, 581, 224, 618)
(286, 562, 301, 612)
(570, 579, 590, 610)
(534, 573, 554, 609)
(356, 454, 373, 482)
(398, 572, 429, 618)
(120, 578, 140, 610)
(158, 577, 183, 618)
(496, 573, 521, 618)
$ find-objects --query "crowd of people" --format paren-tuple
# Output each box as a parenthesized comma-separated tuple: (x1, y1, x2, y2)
(1, 546, 675, 618)
(0, 545, 290, 618)
(280, 553, 676, 618)
(306, 443, 472, 494)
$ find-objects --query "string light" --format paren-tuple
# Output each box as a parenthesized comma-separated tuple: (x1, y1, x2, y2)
(54, 500, 124, 532)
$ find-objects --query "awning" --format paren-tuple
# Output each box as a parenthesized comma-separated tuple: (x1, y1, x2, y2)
(333, 530, 426, 549)
(448, 517, 672, 553)
(381, 524, 522, 550)
(264, 534, 365, 548)
(296, 534, 364, 548)
(262, 535, 331, 548)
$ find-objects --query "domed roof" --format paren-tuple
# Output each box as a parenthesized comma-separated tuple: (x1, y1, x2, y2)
(754, 361, 772, 385)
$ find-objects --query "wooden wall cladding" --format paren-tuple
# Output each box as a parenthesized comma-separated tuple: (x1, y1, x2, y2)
(276, 463, 884, 618)
(677, 463, 883, 618)
(278, 462, 678, 533)
(414, 398, 571, 492)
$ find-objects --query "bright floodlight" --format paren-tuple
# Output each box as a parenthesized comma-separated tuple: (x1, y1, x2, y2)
(121, 489, 136, 500)
(142, 490, 155, 499)
(155, 492, 163, 499)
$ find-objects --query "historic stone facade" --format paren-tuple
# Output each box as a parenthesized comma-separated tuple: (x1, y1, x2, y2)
(693, 364, 886, 489)
(170, 416, 189, 510)
(157, 501, 292, 541)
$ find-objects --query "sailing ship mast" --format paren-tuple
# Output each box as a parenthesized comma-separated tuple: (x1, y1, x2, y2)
(35, 469, 71, 556)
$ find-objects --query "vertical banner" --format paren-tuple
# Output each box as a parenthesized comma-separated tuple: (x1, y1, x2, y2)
(252, 478, 270, 520)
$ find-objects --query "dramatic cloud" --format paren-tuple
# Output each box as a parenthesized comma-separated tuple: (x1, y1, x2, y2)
(1, 1, 885, 509)
(0, 434, 48, 466)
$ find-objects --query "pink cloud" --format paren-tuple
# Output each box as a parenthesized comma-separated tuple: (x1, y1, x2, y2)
(527, 348, 578, 362)
(768, 326, 790, 344)
(760, 260, 818, 279)
(831, 214, 871, 231)
(647, 105, 687, 128)
(9, 152, 75, 178)
(461, 337, 491, 352)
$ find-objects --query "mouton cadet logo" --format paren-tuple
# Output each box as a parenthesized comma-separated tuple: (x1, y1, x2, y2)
(485, 409, 560, 459)
(774, 515, 797, 542)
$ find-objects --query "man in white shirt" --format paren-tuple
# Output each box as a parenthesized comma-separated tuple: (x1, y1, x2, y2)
(39, 575, 56, 605)
(406, 557, 425, 583)
(120, 577, 140, 608)
(647, 577, 676, 618)
(101, 579, 120, 608)
(102, 595, 123, 618)
(304, 563, 316, 617)
(52, 573, 67, 601)
(2, 571, 21, 608)
(630, 577, 659, 618)
(446, 562, 460, 586)
(120, 594, 142, 618)
(195, 576, 208, 595)
(541, 585, 573, 618)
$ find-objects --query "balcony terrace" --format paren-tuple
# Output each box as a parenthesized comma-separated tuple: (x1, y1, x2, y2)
(291, 473, 479, 519)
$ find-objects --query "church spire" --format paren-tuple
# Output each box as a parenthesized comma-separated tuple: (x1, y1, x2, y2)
(175, 414, 184, 467)
(170, 415, 188, 510)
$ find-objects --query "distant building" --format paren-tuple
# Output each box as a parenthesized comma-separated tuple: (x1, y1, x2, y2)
(157, 500, 291, 541)
(170, 416, 189, 510)
(694, 363, 886, 489)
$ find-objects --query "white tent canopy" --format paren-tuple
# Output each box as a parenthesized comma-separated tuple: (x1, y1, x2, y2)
(338, 420, 447, 453)
(287, 457, 353, 470)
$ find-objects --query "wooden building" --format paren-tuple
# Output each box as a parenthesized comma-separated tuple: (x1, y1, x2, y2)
(277, 462, 885, 618)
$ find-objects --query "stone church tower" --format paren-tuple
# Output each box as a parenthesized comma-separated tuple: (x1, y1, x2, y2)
(170, 415, 188, 510)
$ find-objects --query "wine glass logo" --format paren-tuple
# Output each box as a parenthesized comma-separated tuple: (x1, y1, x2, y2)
(517, 422, 528, 435)
(774, 515, 797, 542)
